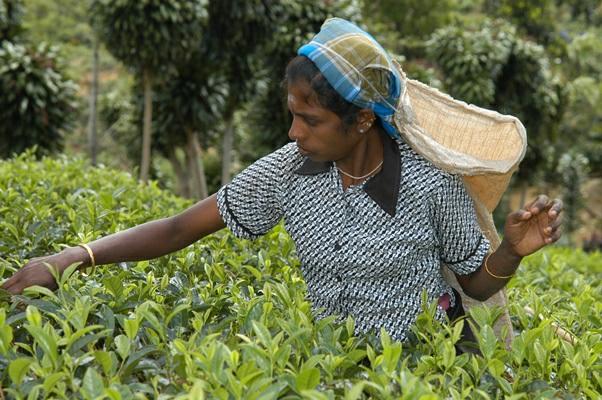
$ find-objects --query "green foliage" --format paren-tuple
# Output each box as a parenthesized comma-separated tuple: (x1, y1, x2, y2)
(90, 0, 210, 181)
(362, 0, 458, 39)
(203, 0, 274, 112)
(556, 151, 590, 237)
(89, 0, 207, 75)
(566, 31, 602, 78)
(428, 22, 513, 105)
(559, 29, 602, 176)
(1, 155, 601, 398)
(0, 41, 78, 159)
(0, 0, 23, 42)
(563, 76, 602, 176)
(151, 55, 226, 153)
(484, 0, 557, 42)
(428, 20, 564, 185)
(21, 0, 91, 47)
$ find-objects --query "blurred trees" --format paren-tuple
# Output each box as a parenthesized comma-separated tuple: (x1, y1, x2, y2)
(105, 0, 358, 197)
(363, 0, 456, 38)
(0, 0, 23, 42)
(484, 0, 558, 43)
(90, 0, 207, 182)
(562, 31, 602, 176)
(203, 0, 274, 185)
(366, 0, 601, 235)
(3, 0, 601, 238)
(428, 21, 564, 188)
(0, 42, 77, 158)
(0, 0, 77, 159)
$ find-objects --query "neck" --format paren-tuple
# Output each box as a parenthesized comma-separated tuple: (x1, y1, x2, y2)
(336, 126, 384, 184)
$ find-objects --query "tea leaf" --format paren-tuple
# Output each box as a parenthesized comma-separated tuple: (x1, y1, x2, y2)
(114, 334, 130, 361)
(0, 309, 14, 355)
(8, 357, 33, 385)
(296, 366, 320, 391)
(23, 285, 58, 300)
(95, 350, 114, 376)
(81, 367, 104, 400)
(43, 372, 65, 394)
(25, 324, 58, 365)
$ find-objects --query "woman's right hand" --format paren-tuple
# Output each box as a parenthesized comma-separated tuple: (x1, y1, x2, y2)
(1, 247, 87, 295)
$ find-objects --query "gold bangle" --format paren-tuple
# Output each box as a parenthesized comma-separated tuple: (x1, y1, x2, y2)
(484, 253, 514, 279)
(78, 243, 96, 274)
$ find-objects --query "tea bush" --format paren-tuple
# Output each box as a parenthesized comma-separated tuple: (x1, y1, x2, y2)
(1, 154, 600, 399)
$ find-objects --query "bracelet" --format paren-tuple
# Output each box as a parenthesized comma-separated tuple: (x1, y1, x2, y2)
(78, 243, 96, 274)
(484, 253, 514, 279)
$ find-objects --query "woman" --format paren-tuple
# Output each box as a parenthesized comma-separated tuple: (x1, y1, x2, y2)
(2, 19, 562, 344)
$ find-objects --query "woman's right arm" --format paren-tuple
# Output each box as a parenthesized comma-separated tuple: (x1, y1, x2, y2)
(1, 193, 225, 294)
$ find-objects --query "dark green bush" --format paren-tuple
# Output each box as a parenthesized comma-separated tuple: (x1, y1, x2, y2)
(0, 42, 77, 159)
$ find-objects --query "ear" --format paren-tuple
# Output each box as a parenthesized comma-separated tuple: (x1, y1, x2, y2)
(355, 109, 376, 133)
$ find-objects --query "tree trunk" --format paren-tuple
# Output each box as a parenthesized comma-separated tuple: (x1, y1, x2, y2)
(87, 39, 99, 166)
(184, 145, 198, 198)
(221, 114, 234, 185)
(186, 129, 208, 199)
(168, 147, 190, 198)
(140, 69, 153, 182)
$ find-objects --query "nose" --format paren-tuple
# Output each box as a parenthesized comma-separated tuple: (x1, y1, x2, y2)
(288, 116, 303, 142)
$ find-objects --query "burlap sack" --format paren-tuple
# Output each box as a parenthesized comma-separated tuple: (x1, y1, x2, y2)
(396, 75, 528, 347)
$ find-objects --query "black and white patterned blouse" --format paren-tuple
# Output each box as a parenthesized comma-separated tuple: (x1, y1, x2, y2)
(217, 133, 490, 341)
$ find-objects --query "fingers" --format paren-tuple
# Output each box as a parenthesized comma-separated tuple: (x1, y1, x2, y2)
(0, 258, 58, 295)
(544, 214, 563, 236)
(545, 227, 562, 244)
(547, 198, 564, 218)
(1, 268, 19, 291)
(522, 195, 564, 219)
(507, 208, 533, 224)
(1, 273, 22, 295)
(1, 260, 29, 292)
(545, 215, 563, 232)
(525, 194, 550, 215)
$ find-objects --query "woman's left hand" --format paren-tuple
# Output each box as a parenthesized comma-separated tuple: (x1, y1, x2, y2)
(503, 195, 564, 257)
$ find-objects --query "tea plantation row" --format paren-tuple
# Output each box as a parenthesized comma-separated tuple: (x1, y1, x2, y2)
(1, 154, 600, 399)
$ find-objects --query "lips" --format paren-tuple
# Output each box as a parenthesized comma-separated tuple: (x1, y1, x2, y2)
(297, 144, 310, 156)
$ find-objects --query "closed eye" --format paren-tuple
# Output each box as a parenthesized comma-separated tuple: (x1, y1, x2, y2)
(303, 117, 318, 126)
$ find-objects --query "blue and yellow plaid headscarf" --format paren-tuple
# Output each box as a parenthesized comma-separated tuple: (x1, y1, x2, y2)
(298, 18, 403, 139)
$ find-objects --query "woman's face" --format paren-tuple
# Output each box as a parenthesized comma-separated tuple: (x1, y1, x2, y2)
(287, 80, 362, 162)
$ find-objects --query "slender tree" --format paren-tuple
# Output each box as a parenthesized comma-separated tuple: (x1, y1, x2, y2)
(152, 53, 226, 199)
(87, 37, 99, 165)
(90, 0, 207, 182)
(203, 0, 273, 185)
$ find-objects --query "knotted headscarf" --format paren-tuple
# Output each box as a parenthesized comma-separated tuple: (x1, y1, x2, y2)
(298, 18, 402, 139)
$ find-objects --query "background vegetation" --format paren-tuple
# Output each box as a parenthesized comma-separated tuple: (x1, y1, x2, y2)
(0, 154, 600, 398)
(2, 0, 600, 243)
(1, 0, 601, 397)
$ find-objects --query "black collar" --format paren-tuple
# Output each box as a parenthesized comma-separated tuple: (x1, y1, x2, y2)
(293, 130, 401, 216)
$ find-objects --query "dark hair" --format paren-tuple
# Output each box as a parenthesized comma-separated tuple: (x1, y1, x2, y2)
(284, 55, 362, 129)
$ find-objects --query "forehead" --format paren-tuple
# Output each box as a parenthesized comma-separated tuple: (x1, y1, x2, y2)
(287, 80, 328, 113)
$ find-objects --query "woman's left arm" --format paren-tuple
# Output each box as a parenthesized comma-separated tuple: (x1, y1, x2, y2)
(456, 195, 564, 301)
